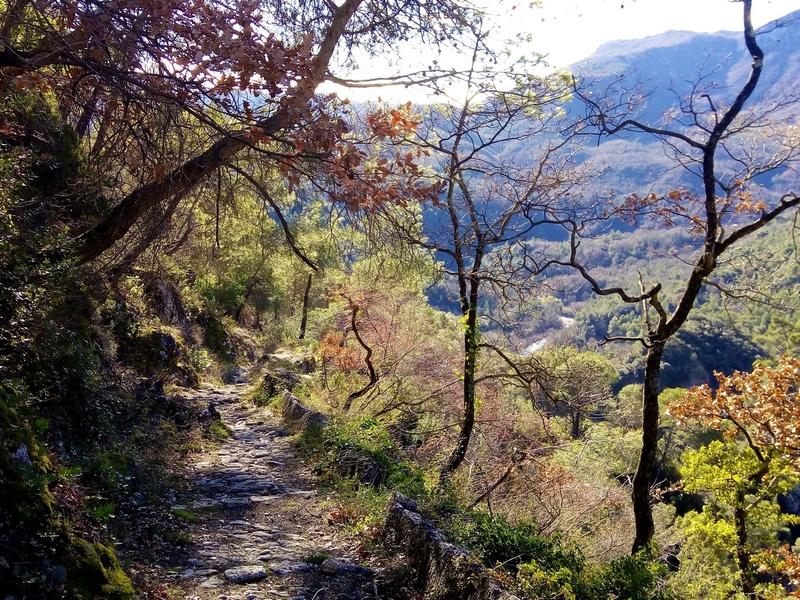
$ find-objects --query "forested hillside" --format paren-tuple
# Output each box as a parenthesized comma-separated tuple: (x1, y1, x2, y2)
(1, 1, 800, 599)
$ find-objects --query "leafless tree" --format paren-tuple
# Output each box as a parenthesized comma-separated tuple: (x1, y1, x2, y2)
(562, 0, 800, 552)
(376, 29, 588, 477)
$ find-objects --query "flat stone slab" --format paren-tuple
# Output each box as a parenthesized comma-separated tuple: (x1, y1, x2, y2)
(320, 557, 373, 577)
(221, 497, 252, 508)
(224, 564, 268, 583)
(180, 567, 218, 579)
(199, 575, 224, 588)
(270, 562, 316, 576)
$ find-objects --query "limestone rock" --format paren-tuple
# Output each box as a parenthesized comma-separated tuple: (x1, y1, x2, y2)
(223, 366, 249, 385)
(779, 484, 800, 515)
(223, 564, 268, 583)
(281, 391, 329, 433)
(335, 446, 386, 487)
(319, 557, 373, 577)
(11, 444, 31, 466)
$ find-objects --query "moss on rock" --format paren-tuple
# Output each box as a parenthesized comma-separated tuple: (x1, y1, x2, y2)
(67, 537, 135, 599)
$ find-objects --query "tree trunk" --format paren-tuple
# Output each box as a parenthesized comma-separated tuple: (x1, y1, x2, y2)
(441, 301, 479, 477)
(631, 341, 665, 552)
(79, 135, 247, 262)
(734, 500, 756, 596)
(571, 410, 581, 439)
(342, 302, 378, 413)
(76, 0, 363, 263)
(298, 273, 312, 340)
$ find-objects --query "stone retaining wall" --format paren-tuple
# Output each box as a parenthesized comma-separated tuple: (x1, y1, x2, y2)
(384, 494, 521, 600)
(278, 392, 520, 600)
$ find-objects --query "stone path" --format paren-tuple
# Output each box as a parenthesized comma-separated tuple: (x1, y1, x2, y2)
(159, 379, 392, 600)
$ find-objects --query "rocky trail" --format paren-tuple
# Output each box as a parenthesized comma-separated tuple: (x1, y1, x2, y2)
(143, 373, 400, 600)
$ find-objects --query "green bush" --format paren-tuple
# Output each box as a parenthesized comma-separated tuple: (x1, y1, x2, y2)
(449, 510, 672, 600)
(579, 552, 675, 600)
(449, 511, 583, 574)
(318, 417, 427, 497)
(517, 563, 580, 600)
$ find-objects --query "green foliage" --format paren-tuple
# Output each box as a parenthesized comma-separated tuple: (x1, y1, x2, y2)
(88, 451, 130, 490)
(671, 438, 800, 598)
(207, 420, 231, 442)
(449, 511, 582, 574)
(186, 347, 214, 374)
(682, 440, 799, 525)
(579, 552, 675, 600)
(89, 500, 118, 522)
(316, 417, 428, 497)
(304, 552, 331, 566)
(171, 507, 199, 523)
(516, 552, 674, 600)
(516, 562, 581, 600)
(553, 421, 641, 481)
(200, 311, 235, 361)
(682, 440, 761, 504)
(0, 384, 55, 525)
(449, 511, 672, 600)
(669, 510, 742, 599)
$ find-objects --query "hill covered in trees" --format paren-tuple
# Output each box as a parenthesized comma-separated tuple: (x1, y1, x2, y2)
(1, 1, 800, 599)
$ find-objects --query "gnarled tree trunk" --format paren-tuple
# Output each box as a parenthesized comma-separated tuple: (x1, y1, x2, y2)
(77, 0, 364, 263)
(631, 341, 664, 552)
(441, 288, 479, 477)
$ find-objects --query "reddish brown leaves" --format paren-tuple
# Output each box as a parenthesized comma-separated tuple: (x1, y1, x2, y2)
(668, 356, 800, 461)
(2, 1, 444, 216)
(618, 185, 769, 231)
(319, 331, 362, 371)
(366, 103, 420, 139)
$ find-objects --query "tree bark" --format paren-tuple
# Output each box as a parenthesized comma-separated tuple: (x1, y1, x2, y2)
(441, 295, 479, 477)
(734, 499, 756, 597)
(631, 341, 664, 552)
(570, 410, 581, 439)
(343, 302, 378, 412)
(298, 272, 312, 340)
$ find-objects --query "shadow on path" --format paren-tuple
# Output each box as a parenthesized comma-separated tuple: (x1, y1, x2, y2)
(152, 379, 391, 600)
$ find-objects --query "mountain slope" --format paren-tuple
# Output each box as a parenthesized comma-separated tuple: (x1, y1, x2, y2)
(567, 9, 800, 195)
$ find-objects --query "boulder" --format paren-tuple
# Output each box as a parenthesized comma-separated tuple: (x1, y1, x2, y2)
(280, 392, 386, 487)
(336, 445, 386, 487)
(779, 485, 800, 515)
(156, 332, 180, 361)
(319, 557, 373, 577)
(277, 369, 301, 390)
(11, 444, 31, 467)
(261, 373, 280, 398)
(261, 370, 301, 398)
(200, 402, 220, 421)
(145, 278, 189, 333)
(296, 356, 317, 374)
(281, 391, 329, 433)
(222, 366, 249, 385)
